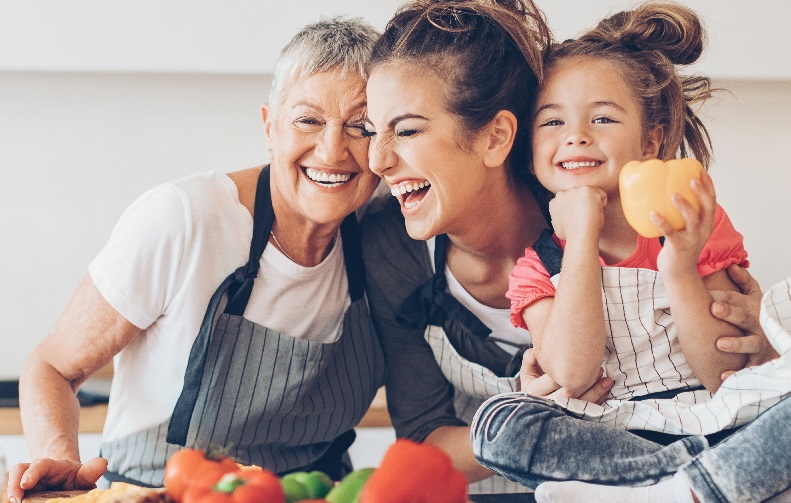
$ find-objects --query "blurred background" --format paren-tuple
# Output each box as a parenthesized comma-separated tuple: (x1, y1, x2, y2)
(1, 0, 790, 383)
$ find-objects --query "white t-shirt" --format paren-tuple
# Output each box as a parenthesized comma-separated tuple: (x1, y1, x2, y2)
(89, 171, 350, 442)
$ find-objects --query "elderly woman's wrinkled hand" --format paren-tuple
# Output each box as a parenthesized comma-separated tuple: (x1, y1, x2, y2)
(712, 264, 780, 380)
(519, 348, 612, 405)
(7, 457, 107, 503)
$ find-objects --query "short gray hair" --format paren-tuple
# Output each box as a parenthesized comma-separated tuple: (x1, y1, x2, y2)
(269, 16, 380, 109)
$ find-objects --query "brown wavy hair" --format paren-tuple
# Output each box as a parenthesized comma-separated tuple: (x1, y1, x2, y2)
(547, 2, 716, 168)
(368, 0, 553, 189)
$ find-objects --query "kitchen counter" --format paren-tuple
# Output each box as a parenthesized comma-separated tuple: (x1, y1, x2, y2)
(0, 387, 391, 435)
(22, 490, 536, 503)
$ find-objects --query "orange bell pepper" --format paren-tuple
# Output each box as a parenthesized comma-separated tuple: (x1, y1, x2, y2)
(619, 158, 704, 238)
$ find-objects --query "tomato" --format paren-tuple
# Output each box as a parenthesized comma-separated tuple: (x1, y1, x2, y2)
(164, 448, 240, 502)
(620, 158, 703, 238)
(183, 470, 285, 503)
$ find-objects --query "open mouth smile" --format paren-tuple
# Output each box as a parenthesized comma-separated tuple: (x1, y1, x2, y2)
(390, 180, 432, 209)
(304, 167, 354, 187)
(559, 160, 602, 170)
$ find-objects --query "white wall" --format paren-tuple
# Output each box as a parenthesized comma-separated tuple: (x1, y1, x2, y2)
(1, 2, 791, 380)
(2, 1, 789, 79)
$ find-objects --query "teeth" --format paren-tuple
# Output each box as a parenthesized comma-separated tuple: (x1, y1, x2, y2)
(561, 161, 600, 169)
(390, 181, 431, 197)
(305, 168, 351, 185)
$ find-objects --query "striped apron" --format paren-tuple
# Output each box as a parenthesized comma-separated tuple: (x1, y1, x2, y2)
(101, 167, 385, 486)
(532, 230, 791, 436)
(396, 234, 531, 495)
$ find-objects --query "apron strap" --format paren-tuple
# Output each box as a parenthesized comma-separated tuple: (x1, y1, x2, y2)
(394, 234, 491, 340)
(225, 166, 274, 316)
(167, 167, 272, 446)
(340, 213, 364, 302)
(532, 229, 563, 278)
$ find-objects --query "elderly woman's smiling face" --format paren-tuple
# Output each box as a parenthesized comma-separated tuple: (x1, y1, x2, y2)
(263, 68, 379, 226)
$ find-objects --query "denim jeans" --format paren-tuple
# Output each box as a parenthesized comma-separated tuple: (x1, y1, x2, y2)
(471, 392, 791, 503)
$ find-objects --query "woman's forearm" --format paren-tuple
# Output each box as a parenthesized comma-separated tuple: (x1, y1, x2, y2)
(664, 268, 748, 392)
(424, 425, 494, 482)
(19, 351, 83, 461)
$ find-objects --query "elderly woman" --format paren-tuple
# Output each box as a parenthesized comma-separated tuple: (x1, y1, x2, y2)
(7, 17, 384, 502)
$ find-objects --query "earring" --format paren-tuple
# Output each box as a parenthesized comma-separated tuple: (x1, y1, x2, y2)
(267, 148, 272, 154)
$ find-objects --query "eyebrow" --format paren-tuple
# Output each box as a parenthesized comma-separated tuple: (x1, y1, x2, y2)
(533, 103, 559, 119)
(292, 101, 323, 113)
(291, 99, 367, 115)
(365, 113, 428, 129)
(592, 100, 627, 113)
(533, 100, 628, 119)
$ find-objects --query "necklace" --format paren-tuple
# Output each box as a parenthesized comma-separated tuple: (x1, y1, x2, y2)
(270, 230, 298, 263)
(270, 229, 338, 265)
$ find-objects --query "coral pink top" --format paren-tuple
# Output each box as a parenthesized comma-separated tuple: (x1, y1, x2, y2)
(508, 205, 749, 329)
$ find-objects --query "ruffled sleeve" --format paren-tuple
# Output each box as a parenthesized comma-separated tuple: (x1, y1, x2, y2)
(507, 247, 557, 329)
(697, 205, 749, 277)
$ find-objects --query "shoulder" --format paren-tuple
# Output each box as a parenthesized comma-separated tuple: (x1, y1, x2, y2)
(360, 196, 433, 316)
(360, 196, 429, 268)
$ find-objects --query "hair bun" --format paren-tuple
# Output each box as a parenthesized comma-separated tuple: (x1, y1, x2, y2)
(620, 3, 704, 65)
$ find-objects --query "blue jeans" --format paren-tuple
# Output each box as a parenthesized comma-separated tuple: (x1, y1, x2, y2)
(471, 392, 791, 503)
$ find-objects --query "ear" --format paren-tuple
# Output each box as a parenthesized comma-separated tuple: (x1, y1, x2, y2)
(262, 103, 274, 146)
(481, 110, 518, 168)
(641, 126, 664, 160)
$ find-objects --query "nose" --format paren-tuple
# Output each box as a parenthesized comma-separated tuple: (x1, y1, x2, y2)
(314, 125, 349, 166)
(368, 133, 396, 177)
(565, 124, 591, 146)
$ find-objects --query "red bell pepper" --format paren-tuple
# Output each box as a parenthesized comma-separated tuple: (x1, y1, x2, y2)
(358, 439, 467, 503)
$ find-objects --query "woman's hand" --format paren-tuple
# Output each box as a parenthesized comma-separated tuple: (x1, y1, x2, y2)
(7, 457, 108, 503)
(519, 348, 612, 404)
(712, 264, 779, 379)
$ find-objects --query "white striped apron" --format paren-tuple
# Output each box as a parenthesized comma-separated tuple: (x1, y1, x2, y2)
(100, 167, 385, 486)
(414, 235, 531, 495)
(532, 230, 791, 436)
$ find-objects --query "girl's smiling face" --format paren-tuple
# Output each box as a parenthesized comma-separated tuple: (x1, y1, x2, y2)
(365, 61, 491, 240)
(531, 55, 662, 203)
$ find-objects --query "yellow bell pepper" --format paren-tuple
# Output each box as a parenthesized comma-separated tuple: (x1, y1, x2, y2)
(619, 158, 703, 238)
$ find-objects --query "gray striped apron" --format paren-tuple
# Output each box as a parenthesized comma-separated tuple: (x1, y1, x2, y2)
(396, 234, 531, 495)
(100, 167, 385, 486)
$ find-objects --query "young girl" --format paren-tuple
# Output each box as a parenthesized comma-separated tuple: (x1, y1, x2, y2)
(469, 3, 791, 502)
(505, 1, 791, 439)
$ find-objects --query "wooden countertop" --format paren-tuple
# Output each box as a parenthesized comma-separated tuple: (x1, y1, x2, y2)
(0, 387, 391, 435)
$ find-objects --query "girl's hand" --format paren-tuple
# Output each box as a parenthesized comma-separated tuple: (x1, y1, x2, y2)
(652, 171, 716, 275)
(519, 348, 612, 405)
(549, 186, 607, 242)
